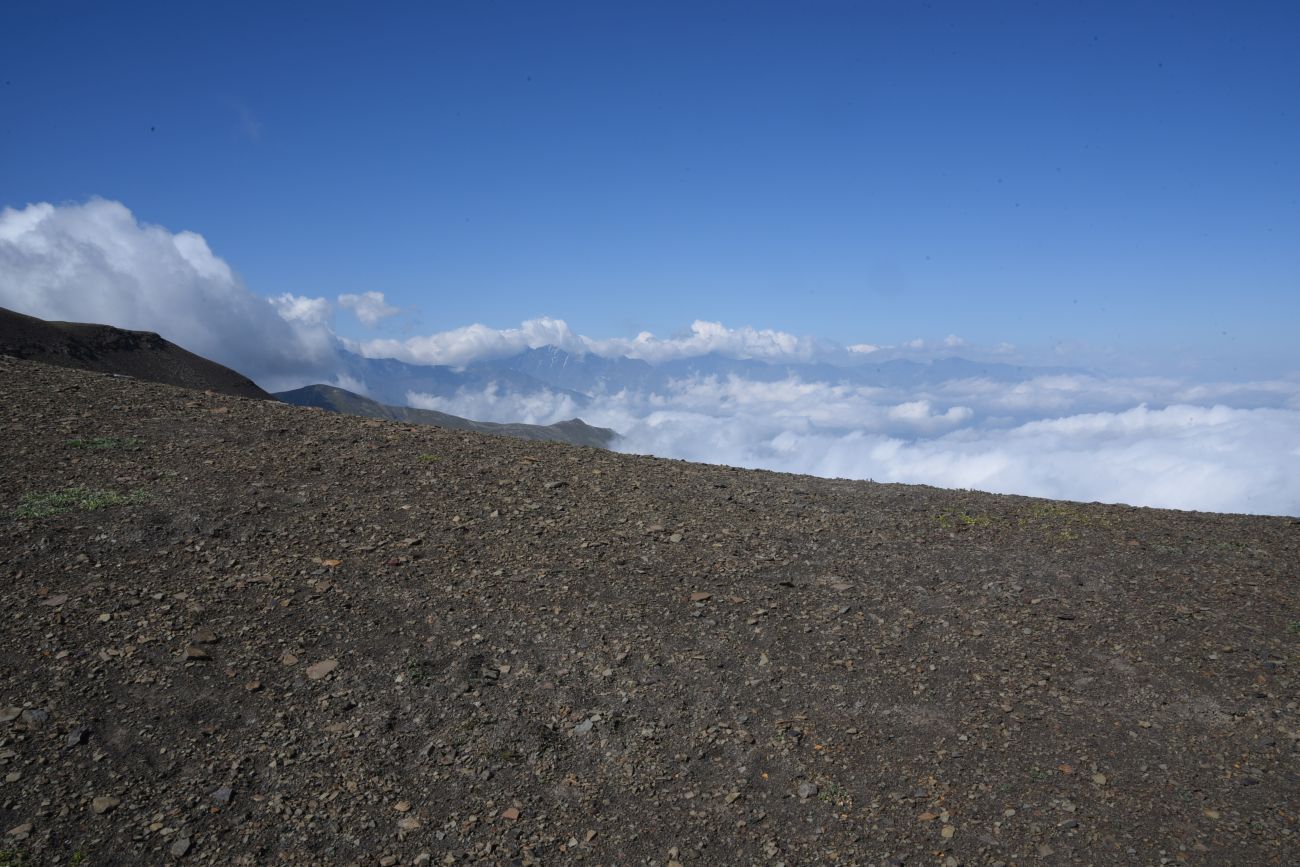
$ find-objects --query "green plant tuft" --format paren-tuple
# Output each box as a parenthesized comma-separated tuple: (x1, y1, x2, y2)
(16, 486, 148, 519)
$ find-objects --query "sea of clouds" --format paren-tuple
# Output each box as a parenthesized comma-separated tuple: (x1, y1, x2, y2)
(3, 198, 1298, 516)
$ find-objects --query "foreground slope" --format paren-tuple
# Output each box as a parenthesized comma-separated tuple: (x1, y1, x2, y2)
(0, 356, 1296, 866)
(0, 306, 270, 400)
(275, 383, 617, 449)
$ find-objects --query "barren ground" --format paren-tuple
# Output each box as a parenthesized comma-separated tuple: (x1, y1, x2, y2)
(1, 356, 1297, 866)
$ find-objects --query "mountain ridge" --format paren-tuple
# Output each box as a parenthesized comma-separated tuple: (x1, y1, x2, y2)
(275, 383, 617, 448)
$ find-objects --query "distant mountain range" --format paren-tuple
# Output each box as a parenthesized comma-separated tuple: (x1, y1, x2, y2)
(275, 384, 615, 448)
(337, 344, 1083, 407)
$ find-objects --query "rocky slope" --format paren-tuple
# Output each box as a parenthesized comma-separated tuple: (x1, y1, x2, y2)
(275, 384, 616, 449)
(0, 307, 269, 400)
(0, 356, 1297, 866)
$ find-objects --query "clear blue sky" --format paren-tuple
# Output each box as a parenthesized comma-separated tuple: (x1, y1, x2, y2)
(3, 0, 1297, 372)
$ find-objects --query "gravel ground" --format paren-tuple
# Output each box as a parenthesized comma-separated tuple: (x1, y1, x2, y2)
(1, 356, 1297, 866)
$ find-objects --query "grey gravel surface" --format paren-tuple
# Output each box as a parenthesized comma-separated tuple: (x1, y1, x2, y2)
(1, 356, 1297, 866)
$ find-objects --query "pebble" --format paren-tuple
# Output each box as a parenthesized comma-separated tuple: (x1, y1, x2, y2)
(306, 658, 338, 680)
(502, 807, 520, 820)
(798, 782, 819, 799)
(20, 708, 49, 730)
(1092, 773, 1108, 785)
(6, 822, 32, 840)
(170, 836, 192, 858)
(281, 653, 298, 666)
(184, 645, 211, 660)
(0, 707, 20, 723)
(92, 795, 121, 814)
(66, 726, 91, 746)
(211, 786, 233, 805)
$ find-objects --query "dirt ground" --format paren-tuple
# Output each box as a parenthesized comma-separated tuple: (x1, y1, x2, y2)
(1, 356, 1297, 865)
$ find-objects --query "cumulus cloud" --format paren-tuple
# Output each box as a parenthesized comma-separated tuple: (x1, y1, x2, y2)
(338, 291, 399, 327)
(357, 318, 824, 366)
(0, 199, 338, 390)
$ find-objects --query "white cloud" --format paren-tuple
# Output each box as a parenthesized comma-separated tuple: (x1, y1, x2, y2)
(338, 291, 400, 327)
(0, 199, 338, 390)
(592, 392, 1300, 516)
(271, 293, 333, 325)
(357, 318, 823, 366)
(406, 383, 582, 426)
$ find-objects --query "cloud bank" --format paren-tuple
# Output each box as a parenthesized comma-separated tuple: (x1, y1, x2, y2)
(3, 198, 1297, 516)
(423, 373, 1300, 516)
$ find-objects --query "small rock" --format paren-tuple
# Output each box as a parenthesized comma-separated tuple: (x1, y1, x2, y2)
(690, 591, 712, 602)
(573, 718, 594, 735)
(66, 726, 91, 747)
(244, 680, 261, 692)
(170, 836, 191, 858)
(98, 612, 112, 622)
(306, 659, 338, 680)
(6, 821, 32, 839)
(798, 781, 819, 799)
(280, 653, 298, 666)
(941, 824, 955, 839)
(39, 594, 68, 607)
(502, 807, 520, 820)
(669, 532, 683, 543)
(20, 709, 49, 729)
(184, 645, 211, 660)
(393, 800, 411, 813)
(544, 480, 567, 490)
(192, 627, 219, 644)
(1092, 773, 1108, 786)
(92, 795, 121, 815)
(398, 816, 422, 831)
(0, 707, 21, 723)
(380, 857, 398, 867)
(210, 786, 233, 805)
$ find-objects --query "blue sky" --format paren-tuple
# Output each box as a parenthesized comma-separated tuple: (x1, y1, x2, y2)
(2, 0, 1298, 374)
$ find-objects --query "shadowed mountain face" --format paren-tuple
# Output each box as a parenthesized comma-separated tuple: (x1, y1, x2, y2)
(0, 306, 270, 399)
(275, 383, 617, 449)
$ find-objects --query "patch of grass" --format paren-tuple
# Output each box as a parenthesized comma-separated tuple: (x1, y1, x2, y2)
(16, 486, 148, 519)
(66, 436, 142, 451)
(69, 849, 89, 867)
(936, 511, 992, 531)
(405, 656, 435, 684)
(416, 453, 441, 463)
(0, 850, 30, 867)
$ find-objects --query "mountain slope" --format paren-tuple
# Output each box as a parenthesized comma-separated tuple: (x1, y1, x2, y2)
(0, 306, 270, 399)
(276, 383, 617, 448)
(1, 355, 1296, 865)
